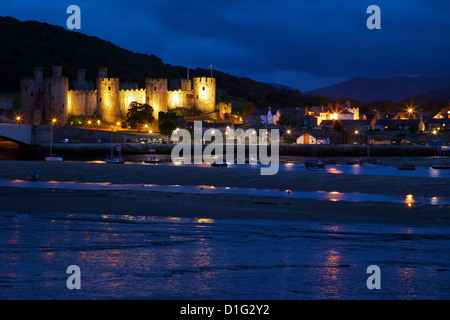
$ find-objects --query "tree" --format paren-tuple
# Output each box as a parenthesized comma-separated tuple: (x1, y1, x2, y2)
(126, 102, 154, 132)
(243, 102, 256, 115)
(278, 112, 298, 127)
(159, 119, 177, 136)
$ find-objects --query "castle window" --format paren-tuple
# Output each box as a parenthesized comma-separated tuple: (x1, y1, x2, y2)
(108, 86, 111, 90)
(203, 87, 205, 91)
(99, 98, 102, 102)
(154, 87, 157, 92)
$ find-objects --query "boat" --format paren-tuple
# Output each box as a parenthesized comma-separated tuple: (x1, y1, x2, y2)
(247, 154, 260, 164)
(210, 160, 228, 167)
(46, 123, 63, 162)
(45, 155, 63, 162)
(304, 140, 326, 171)
(25, 169, 38, 181)
(360, 137, 381, 167)
(105, 157, 125, 164)
(143, 156, 163, 164)
(431, 162, 450, 169)
(105, 128, 125, 164)
(305, 159, 326, 171)
(397, 163, 416, 171)
(360, 159, 382, 167)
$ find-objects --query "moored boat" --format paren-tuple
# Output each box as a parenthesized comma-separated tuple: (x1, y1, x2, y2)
(431, 163, 450, 169)
(397, 163, 415, 171)
(305, 159, 326, 171)
(45, 155, 63, 162)
(144, 156, 163, 164)
(210, 160, 228, 167)
(105, 157, 125, 164)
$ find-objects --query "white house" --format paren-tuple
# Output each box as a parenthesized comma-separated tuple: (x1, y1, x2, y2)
(296, 132, 330, 145)
(253, 108, 280, 125)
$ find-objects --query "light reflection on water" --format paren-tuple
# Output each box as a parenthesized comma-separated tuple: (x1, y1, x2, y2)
(0, 211, 448, 300)
(1, 179, 448, 206)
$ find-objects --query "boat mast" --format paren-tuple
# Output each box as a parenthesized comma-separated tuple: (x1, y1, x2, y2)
(110, 127, 114, 159)
(50, 123, 53, 156)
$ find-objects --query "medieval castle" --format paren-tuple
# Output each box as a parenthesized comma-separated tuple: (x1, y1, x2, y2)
(20, 66, 230, 126)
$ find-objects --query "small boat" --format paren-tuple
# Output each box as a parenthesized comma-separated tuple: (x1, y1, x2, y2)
(105, 157, 125, 164)
(431, 162, 450, 169)
(143, 156, 163, 164)
(46, 124, 63, 162)
(210, 160, 228, 167)
(360, 159, 382, 167)
(305, 159, 326, 171)
(105, 128, 124, 164)
(45, 155, 63, 162)
(25, 169, 38, 181)
(397, 163, 416, 171)
(247, 154, 260, 164)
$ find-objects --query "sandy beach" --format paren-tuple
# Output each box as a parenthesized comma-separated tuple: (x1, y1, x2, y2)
(0, 160, 449, 225)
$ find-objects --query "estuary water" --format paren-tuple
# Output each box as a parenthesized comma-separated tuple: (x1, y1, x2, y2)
(0, 211, 449, 299)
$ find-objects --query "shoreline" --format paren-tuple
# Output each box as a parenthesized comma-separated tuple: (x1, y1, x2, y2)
(0, 160, 449, 196)
(1, 187, 449, 226)
(0, 160, 449, 226)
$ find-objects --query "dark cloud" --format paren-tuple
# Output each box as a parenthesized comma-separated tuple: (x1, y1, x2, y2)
(1, 0, 449, 91)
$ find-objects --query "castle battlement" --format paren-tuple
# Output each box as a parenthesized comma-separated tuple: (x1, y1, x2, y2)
(69, 89, 97, 94)
(146, 78, 167, 83)
(97, 78, 119, 82)
(193, 77, 215, 84)
(119, 88, 146, 93)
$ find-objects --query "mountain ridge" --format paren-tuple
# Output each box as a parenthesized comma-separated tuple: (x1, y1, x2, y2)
(306, 76, 450, 102)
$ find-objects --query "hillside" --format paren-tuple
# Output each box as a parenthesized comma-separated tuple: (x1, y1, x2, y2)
(0, 16, 326, 109)
(306, 76, 450, 103)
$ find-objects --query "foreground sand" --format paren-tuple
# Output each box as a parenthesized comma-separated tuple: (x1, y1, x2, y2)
(0, 160, 449, 225)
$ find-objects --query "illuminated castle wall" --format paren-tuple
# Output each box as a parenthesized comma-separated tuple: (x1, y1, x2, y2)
(21, 66, 219, 125)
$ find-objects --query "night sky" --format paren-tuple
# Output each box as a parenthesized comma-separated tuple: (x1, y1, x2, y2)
(1, 0, 449, 91)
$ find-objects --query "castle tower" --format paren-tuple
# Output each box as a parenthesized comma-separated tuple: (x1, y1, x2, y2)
(193, 77, 216, 113)
(73, 68, 94, 90)
(45, 66, 69, 125)
(20, 67, 45, 125)
(96, 67, 120, 123)
(180, 79, 192, 92)
(145, 78, 168, 119)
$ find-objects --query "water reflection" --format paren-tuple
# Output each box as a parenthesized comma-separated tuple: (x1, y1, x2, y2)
(0, 212, 449, 299)
(1, 179, 448, 206)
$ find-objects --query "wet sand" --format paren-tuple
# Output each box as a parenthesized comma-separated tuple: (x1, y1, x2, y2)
(0, 160, 449, 225)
